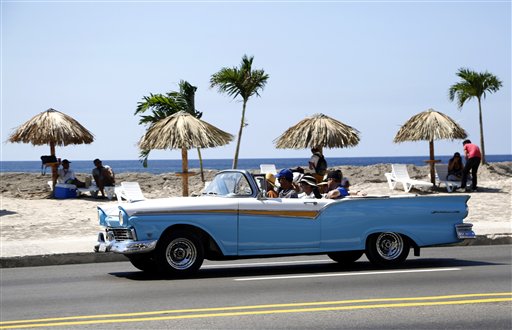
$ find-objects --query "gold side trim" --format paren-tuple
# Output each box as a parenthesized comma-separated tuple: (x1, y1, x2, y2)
(134, 209, 319, 219)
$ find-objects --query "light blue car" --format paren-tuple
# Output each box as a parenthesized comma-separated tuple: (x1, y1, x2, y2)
(95, 170, 475, 276)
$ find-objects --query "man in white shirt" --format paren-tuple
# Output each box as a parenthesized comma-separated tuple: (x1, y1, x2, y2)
(57, 159, 85, 187)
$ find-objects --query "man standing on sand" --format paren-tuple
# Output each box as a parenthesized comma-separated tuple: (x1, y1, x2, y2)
(309, 147, 327, 183)
(460, 139, 481, 192)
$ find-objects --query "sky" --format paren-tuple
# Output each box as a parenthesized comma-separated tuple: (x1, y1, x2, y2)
(1, 0, 511, 162)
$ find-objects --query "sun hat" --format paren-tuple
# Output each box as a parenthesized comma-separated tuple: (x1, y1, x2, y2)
(61, 159, 71, 164)
(275, 168, 293, 182)
(300, 174, 317, 187)
(265, 173, 276, 187)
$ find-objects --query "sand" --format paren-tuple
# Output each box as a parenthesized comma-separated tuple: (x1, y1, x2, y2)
(1, 163, 511, 253)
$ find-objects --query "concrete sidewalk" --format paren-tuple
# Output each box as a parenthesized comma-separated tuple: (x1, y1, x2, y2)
(1, 223, 511, 268)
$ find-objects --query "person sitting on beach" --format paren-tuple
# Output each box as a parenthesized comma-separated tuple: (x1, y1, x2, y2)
(448, 152, 464, 181)
(57, 159, 85, 188)
(275, 169, 298, 198)
(265, 173, 279, 198)
(325, 170, 349, 199)
(309, 147, 327, 183)
(92, 158, 115, 198)
(298, 174, 322, 199)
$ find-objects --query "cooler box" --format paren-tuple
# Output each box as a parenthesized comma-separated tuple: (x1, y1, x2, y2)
(54, 183, 77, 199)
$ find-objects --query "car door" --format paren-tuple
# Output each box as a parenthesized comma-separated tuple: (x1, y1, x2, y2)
(237, 198, 328, 255)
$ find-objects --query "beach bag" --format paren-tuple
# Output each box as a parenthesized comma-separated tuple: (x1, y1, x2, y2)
(315, 154, 327, 175)
(40, 155, 57, 175)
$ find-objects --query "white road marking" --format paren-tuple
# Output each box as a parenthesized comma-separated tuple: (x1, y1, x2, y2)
(235, 267, 461, 281)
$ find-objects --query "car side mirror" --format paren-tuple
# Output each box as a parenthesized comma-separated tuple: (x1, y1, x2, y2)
(257, 191, 267, 200)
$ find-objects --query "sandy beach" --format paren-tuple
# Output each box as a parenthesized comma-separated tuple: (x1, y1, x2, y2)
(1, 163, 511, 257)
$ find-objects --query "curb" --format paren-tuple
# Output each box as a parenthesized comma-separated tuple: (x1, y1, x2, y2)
(1, 235, 510, 269)
(0, 252, 127, 268)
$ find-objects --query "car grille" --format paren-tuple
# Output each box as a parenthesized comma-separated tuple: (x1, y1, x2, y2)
(107, 228, 135, 241)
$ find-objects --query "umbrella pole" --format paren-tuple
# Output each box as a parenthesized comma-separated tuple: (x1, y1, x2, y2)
(429, 140, 436, 185)
(181, 147, 189, 197)
(50, 142, 58, 194)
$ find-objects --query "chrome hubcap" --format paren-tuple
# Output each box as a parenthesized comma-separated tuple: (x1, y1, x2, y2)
(376, 232, 403, 260)
(166, 238, 197, 270)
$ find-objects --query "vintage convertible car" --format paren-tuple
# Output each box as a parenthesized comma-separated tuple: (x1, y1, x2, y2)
(95, 170, 475, 276)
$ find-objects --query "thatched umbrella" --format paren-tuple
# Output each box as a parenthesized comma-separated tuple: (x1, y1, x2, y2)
(8, 108, 94, 190)
(393, 108, 468, 184)
(139, 111, 233, 196)
(274, 113, 360, 154)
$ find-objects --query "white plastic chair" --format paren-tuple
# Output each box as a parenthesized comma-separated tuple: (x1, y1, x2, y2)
(115, 182, 145, 202)
(435, 164, 470, 193)
(260, 164, 277, 175)
(384, 164, 433, 193)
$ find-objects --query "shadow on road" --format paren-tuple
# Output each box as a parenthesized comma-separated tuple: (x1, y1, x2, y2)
(109, 257, 497, 281)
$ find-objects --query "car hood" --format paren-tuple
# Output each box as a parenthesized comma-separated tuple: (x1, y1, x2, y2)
(115, 196, 240, 217)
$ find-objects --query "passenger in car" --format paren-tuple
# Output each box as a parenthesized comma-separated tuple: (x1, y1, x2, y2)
(325, 170, 349, 199)
(265, 173, 278, 198)
(298, 174, 322, 199)
(342, 177, 367, 196)
(275, 168, 298, 198)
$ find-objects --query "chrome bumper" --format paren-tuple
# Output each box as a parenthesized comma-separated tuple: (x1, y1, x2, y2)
(455, 223, 476, 240)
(94, 232, 157, 254)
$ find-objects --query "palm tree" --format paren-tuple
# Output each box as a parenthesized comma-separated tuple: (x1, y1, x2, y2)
(449, 68, 502, 164)
(135, 81, 207, 180)
(210, 55, 269, 169)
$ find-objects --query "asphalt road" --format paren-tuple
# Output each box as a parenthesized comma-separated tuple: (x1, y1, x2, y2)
(1, 245, 511, 329)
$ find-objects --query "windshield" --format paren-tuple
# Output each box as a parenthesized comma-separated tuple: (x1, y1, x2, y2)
(203, 172, 254, 197)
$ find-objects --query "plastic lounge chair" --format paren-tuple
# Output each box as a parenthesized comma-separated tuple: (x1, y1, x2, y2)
(435, 164, 470, 193)
(115, 182, 145, 203)
(77, 185, 99, 198)
(260, 164, 277, 175)
(384, 164, 433, 193)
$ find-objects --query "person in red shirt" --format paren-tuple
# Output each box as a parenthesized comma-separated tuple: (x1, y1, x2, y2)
(461, 139, 481, 192)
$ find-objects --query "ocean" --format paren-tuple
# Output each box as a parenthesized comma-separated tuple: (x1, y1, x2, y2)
(1, 155, 510, 174)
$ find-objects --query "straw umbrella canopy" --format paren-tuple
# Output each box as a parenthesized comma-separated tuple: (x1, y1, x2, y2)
(138, 111, 233, 196)
(274, 113, 360, 153)
(393, 108, 468, 184)
(8, 108, 94, 189)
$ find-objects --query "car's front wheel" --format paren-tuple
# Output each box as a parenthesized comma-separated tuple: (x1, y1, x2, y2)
(366, 232, 410, 267)
(156, 231, 204, 276)
(327, 251, 364, 264)
(127, 253, 158, 273)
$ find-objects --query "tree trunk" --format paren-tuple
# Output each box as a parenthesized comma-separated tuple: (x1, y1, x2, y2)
(478, 97, 486, 164)
(232, 100, 247, 169)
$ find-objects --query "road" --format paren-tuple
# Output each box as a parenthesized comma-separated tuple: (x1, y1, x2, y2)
(1, 245, 511, 329)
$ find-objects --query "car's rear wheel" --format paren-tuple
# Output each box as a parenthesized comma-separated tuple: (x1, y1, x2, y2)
(366, 232, 410, 267)
(156, 231, 204, 276)
(127, 253, 158, 272)
(327, 251, 364, 264)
